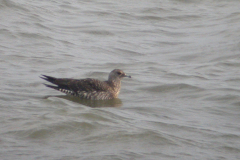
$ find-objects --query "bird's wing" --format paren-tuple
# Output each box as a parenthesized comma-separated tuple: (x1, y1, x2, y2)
(41, 75, 110, 93)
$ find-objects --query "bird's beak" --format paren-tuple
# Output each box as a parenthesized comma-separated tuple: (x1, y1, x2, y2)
(124, 74, 131, 78)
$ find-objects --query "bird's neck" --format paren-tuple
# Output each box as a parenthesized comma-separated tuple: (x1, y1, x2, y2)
(108, 79, 121, 95)
(109, 78, 121, 87)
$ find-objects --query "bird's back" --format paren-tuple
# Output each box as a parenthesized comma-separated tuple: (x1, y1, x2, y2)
(41, 75, 116, 100)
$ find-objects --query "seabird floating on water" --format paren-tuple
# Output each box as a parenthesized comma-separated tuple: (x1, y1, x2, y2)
(40, 69, 131, 100)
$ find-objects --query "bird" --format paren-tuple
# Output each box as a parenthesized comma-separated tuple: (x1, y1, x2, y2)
(40, 69, 131, 100)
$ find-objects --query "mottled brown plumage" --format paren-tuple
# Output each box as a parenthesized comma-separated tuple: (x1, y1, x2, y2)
(40, 69, 131, 100)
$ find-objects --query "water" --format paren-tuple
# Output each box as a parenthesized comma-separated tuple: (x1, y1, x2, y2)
(1, 0, 240, 159)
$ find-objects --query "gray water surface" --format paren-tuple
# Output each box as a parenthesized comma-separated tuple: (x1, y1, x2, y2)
(1, 0, 240, 159)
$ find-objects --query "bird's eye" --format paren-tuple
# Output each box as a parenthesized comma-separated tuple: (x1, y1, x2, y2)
(117, 72, 121, 75)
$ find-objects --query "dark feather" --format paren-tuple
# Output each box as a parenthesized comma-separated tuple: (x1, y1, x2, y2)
(43, 83, 59, 90)
(40, 75, 57, 84)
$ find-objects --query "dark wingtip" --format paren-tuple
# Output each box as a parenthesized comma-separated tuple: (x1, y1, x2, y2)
(43, 83, 59, 90)
(40, 75, 48, 81)
(40, 75, 57, 83)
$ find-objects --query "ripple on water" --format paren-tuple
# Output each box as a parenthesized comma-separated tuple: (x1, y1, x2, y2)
(140, 83, 204, 93)
(5, 120, 97, 140)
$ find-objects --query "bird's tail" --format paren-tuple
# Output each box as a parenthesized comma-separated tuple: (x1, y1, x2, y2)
(40, 75, 72, 92)
(40, 75, 57, 84)
(43, 83, 59, 91)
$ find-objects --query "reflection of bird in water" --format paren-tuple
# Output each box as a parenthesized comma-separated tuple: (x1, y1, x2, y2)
(40, 69, 131, 100)
(54, 95, 123, 108)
